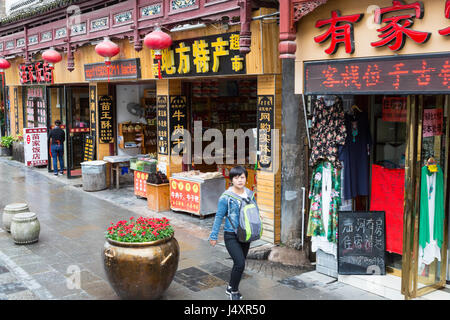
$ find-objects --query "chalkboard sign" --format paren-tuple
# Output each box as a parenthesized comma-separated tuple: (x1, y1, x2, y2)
(338, 211, 386, 275)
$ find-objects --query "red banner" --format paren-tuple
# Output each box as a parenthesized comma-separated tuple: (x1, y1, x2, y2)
(382, 97, 407, 122)
(370, 164, 405, 255)
(170, 178, 201, 214)
(134, 171, 148, 198)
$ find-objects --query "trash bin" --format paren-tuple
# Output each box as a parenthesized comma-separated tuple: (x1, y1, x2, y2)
(81, 160, 107, 192)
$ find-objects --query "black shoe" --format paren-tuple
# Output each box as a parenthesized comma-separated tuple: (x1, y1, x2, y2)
(59, 171, 64, 175)
(225, 285, 232, 297)
(230, 291, 243, 300)
(54, 173, 58, 176)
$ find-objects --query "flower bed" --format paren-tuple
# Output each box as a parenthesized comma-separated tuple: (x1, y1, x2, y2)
(105, 217, 174, 243)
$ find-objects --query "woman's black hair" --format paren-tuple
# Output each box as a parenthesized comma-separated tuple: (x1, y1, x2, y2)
(55, 120, 61, 126)
(229, 166, 248, 181)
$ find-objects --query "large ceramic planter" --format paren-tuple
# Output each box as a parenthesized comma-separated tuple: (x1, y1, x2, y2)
(103, 235, 179, 300)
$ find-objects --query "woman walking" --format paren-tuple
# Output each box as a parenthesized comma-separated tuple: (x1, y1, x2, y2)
(209, 166, 259, 300)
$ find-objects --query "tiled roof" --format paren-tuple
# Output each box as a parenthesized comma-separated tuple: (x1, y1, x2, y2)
(2, 0, 83, 25)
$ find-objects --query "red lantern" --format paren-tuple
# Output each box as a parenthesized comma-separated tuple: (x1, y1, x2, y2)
(144, 27, 172, 79)
(42, 47, 62, 84)
(0, 58, 10, 87)
(95, 37, 120, 82)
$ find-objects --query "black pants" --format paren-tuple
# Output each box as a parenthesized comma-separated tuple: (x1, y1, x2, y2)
(224, 231, 250, 292)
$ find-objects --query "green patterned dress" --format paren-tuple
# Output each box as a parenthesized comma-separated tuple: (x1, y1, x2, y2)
(307, 161, 342, 244)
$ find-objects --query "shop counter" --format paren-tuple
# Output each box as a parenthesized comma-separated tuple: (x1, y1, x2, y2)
(169, 175, 226, 218)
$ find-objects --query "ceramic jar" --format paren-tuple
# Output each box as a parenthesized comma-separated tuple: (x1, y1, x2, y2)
(10, 212, 40, 244)
(2, 203, 30, 232)
(103, 235, 179, 300)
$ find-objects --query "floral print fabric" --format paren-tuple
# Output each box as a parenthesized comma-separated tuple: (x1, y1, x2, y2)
(307, 161, 341, 244)
(309, 97, 347, 169)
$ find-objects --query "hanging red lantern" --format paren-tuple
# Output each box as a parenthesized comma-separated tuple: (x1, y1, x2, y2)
(0, 58, 10, 88)
(144, 27, 172, 79)
(95, 37, 120, 82)
(42, 47, 62, 84)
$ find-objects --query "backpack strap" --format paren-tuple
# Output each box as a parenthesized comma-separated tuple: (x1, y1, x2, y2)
(223, 191, 242, 233)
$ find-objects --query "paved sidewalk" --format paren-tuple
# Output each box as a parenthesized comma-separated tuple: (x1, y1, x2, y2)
(0, 158, 386, 300)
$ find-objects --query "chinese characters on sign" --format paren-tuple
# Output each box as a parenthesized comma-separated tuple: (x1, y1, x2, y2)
(338, 211, 386, 275)
(19, 61, 53, 84)
(423, 108, 443, 138)
(314, 0, 447, 55)
(304, 54, 450, 94)
(26, 87, 46, 128)
(382, 97, 407, 122)
(83, 135, 95, 162)
(314, 10, 363, 54)
(170, 178, 201, 214)
(152, 33, 246, 78)
(89, 86, 97, 142)
(134, 171, 149, 198)
(98, 95, 114, 143)
(157, 96, 169, 155)
(14, 88, 19, 134)
(24, 127, 48, 167)
(169, 96, 187, 154)
(257, 95, 274, 169)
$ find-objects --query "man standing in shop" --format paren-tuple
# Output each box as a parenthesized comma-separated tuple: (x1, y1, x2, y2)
(48, 120, 65, 176)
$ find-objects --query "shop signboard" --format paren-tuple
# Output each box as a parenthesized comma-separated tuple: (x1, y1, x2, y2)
(98, 95, 114, 143)
(154, 32, 246, 78)
(89, 86, 97, 141)
(304, 53, 450, 94)
(134, 171, 148, 198)
(169, 178, 201, 215)
(84, 59, 141, 81)
(338, 211, 386, 275)
(157, 96, 169, 155)
(13, 88, 18, 134)
(423, 108, 444, 138)
(257, 95, 274, 169)
(24, 127, 48, 167)
(83, 135, 95, 162)
(19, 61, 53, 85)
(169, 96, 187, 154)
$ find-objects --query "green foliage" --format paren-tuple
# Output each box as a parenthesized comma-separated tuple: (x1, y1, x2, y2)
(0, 136, 14, 148)
(105, 217, 174, 243)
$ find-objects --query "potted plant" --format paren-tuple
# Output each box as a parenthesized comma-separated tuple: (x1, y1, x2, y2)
(0, 135, 14, 156)
(146, 171, 170, 212)
(102, 216, 179, 300)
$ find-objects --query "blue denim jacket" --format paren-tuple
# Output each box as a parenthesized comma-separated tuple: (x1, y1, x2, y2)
(208, 187, 255, 241)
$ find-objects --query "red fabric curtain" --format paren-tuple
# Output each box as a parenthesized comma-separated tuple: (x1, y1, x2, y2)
(370, 164, 405, 255)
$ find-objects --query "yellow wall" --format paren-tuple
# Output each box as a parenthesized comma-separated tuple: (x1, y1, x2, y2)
(295, 0, 450, 93)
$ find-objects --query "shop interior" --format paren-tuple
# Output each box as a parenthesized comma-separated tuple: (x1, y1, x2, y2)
(305, 93, 449, 294)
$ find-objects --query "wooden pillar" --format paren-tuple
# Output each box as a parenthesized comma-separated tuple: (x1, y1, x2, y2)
(156, 79, 184, 177)
(257, 74, 282, 244)
(92, 82, 113, 187)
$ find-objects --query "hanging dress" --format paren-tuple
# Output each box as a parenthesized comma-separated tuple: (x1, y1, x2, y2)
(419, 165, 444, 267)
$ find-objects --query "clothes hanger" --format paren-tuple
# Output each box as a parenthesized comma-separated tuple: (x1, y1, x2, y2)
(351, 104, 362, 113)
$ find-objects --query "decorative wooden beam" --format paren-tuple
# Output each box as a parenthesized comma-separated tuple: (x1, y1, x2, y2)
(239, 0, 252, 55)
(279, 0, 327, 59)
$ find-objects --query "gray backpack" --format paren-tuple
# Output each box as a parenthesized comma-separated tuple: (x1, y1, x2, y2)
(224, 190, 262, 243)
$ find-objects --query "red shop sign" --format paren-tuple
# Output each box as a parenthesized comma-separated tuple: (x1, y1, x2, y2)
(382, 97, 407, 122)
(423, 108, 444, 137)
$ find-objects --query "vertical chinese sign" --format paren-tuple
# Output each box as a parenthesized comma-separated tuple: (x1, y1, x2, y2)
(157, 96, 169, 155)
(257, 95, 274, 170)
(24, 127, 48, 167)
(169, 96, 187, 154)
(13, 88, 19, 134)
(98, 95, 114, 143)
(89, 86, 97, 147)
(83, 135, 95, 162)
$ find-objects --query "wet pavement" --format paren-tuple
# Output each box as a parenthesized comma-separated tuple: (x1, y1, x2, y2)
(0, 158, 387, 300)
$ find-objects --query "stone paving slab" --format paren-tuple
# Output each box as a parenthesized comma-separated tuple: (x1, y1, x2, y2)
(0, 158, 388, 300)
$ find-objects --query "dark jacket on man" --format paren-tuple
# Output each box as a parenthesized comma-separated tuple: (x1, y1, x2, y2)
(48, 127, 65, 145)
